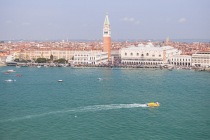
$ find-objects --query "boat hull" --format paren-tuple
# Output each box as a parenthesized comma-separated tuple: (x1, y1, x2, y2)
(147, 102, 160, 107)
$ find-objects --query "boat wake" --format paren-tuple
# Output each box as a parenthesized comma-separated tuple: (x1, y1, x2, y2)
(0, 103, 147, 123)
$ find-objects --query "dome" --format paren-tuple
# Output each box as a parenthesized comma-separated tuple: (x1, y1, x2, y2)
(138, 43, 144, 47)
(147, 42, 154, 47)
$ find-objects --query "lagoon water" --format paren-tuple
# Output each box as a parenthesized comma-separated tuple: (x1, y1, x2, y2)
(0, 67, 210, 140)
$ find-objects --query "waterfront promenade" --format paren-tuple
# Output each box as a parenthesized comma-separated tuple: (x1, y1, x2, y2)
(2, 62, 210, 72)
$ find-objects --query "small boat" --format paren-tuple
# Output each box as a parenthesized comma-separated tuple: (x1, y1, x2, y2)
(37, 66, 41, 68)
(5, 79, 16, 82)
(97, 78, 103, 81)
(16, 74, 22, 77)
(147, 102, 160, 107)
(57, 80, 63, 82)
(168, 67, 173, 71)
(6, 69, 16, 73)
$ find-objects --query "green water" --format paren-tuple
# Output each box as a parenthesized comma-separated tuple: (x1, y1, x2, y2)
(0, 67, 210, 140)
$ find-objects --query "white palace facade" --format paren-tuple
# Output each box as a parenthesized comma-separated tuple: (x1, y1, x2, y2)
(73, 51, 108, 65)
(191, 52, 210, 67)
(120, 43, 181, 65)
(168, 55, 191, 67)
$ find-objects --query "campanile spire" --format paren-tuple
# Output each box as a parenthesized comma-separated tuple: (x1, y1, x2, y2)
(103, 14, 111, 60)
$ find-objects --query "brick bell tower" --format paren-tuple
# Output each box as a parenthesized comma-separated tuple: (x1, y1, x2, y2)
(103, 14, 111, 61)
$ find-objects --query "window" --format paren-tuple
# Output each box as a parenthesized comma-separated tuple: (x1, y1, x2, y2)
(130, 53, 133, 56)
(159, 54, 161, 57)
(141, 54, 144, 57)
(125, 53, 127, 56)
(137, 53, 139, 56)
(146, 53, 149, 56)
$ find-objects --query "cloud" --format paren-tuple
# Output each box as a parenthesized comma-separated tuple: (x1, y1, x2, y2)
(178, 18, 187, 23)
(122, 17, 140, 25)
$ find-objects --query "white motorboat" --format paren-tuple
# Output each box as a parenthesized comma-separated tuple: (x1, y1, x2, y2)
(7, 69, 16, 73)
(57, 80, 63, 82)
(5, 79, 16, 82)
(98, 78, 103, 81)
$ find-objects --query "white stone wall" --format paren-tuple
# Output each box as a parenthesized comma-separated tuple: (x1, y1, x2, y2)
(73, 51, 108, 65)
(6, 55, 14, 62)
(192, 52, 210, 67)
(169, 55, 191, 67)
(120, 44, 180, 65)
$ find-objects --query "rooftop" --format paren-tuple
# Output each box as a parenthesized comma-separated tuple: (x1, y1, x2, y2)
(121, 43, 175, 51)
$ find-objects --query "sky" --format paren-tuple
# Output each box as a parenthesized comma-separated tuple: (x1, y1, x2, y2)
(0, 0, 210, 41)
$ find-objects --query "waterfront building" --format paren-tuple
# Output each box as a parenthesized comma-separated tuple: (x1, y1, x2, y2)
(103, 14, 111, 61)
(73, 51, 108, 65)
(6, 55, 14, 62)
(0, 52, 7, 63)
(111, 50, 121, 65)
(5, 55, 17, 66)
(191, 52, 210, 67)
(120, 43, 181, 65)
(168, 55, 191, 67)
(14, 49, 75, 61)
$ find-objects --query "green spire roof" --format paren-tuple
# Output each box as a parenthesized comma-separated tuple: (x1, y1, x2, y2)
(104, 15, 110, 25)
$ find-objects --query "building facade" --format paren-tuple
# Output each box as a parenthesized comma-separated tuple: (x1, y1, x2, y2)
(168, 55, 191, 67)
(191, 52, 210, 67)
(73, 51, 108, 65)
(14, 49, 74, 61)
(103, 14, 111, 61)
(120, 43, 181, 65)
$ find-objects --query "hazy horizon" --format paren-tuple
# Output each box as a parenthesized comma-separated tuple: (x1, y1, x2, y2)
(1, 0, 210, 41)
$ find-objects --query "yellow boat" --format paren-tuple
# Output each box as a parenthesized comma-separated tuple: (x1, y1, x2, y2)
(147, 102, 160, 107)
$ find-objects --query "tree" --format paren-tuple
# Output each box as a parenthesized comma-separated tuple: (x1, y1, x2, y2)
(46, 59, 51, 62)
(54, 58, 67, 64)
(36, 58, 47, 63)
(50, 54, 53, 61)
(14, 58, 19, 62)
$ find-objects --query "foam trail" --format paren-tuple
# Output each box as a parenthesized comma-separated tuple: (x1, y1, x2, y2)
(0, 103, 147, 123)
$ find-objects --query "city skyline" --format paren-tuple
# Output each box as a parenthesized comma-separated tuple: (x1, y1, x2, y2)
(0, 0, 210, 41)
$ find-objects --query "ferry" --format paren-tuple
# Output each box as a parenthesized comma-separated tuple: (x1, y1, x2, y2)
(147, 102, 160, 107)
